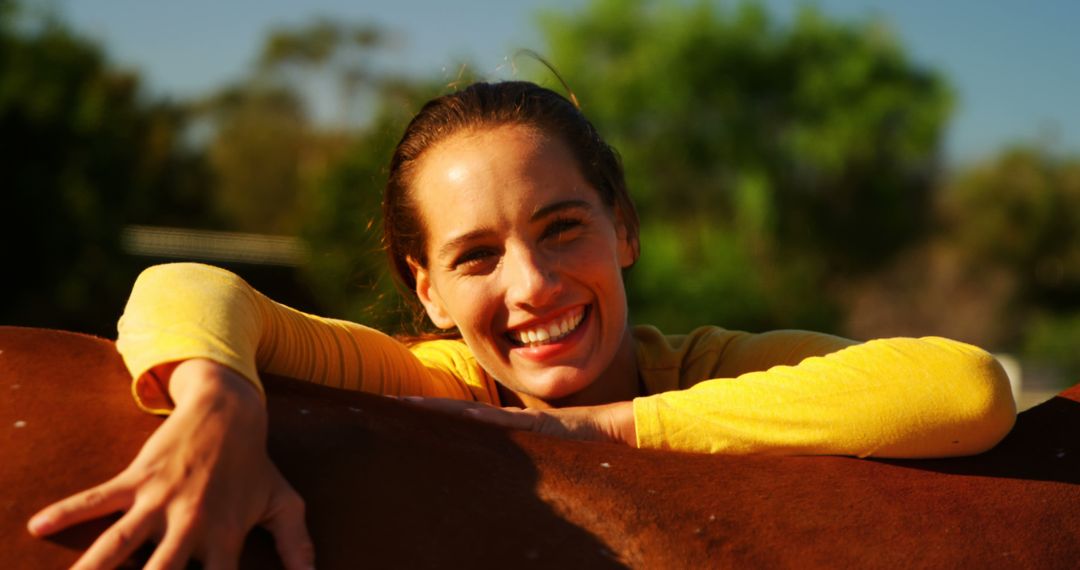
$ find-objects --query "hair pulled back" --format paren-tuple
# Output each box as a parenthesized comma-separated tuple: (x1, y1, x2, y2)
(382, 81, 639, 321)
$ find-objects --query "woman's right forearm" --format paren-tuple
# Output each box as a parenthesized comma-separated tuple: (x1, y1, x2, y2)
(118, 263, 267, 413)
(118, 263, 475, 410)
(166, 359, 266, 421)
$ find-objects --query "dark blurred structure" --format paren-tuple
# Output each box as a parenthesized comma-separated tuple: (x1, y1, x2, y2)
(119, 225, 325, 322)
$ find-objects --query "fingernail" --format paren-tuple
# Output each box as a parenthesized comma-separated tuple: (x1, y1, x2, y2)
(27, 515, 52, 536)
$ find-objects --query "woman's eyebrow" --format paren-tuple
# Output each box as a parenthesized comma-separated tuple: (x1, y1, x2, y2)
(437, 228, 494, 261)
(530, 199, 592, 221)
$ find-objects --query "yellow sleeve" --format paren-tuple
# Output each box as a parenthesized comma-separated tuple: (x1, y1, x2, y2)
(116, 263, 496, 414)
(632, 332, 1016, 458)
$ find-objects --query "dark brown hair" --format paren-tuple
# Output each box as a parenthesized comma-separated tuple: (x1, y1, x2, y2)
(382, 81, 639, 332)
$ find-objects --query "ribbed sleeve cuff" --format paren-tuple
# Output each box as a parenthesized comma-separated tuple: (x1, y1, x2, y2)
(632, 395, 665, 450)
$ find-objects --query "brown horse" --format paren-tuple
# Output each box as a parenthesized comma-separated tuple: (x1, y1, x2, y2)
(3, 326, 1079, 568)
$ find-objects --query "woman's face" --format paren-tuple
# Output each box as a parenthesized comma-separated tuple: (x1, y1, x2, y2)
(409, 124, 636, 401)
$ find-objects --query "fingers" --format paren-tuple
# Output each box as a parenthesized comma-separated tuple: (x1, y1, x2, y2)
(143, 518, 200, 570)
(71, 507, 157, 570)
(28, 478, 133, 537)
(263, 487, 315, 570)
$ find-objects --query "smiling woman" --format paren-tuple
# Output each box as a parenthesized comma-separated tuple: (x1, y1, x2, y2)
(408, 125, 638, 406)
(27, 81, 1017, 570)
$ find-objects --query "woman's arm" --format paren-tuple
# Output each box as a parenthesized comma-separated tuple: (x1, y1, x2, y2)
(399, 329, 1014, 459)
(29, 263, 493, 568)
(633, 335, 1017, 457)
(28, 359, 314, 569)
(117, 263, 491, 414)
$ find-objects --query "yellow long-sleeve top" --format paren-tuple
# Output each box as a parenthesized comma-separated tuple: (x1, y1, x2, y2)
(117, 263, 1016, 458)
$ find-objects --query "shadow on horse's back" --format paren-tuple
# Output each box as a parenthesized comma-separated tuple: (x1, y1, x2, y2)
(3, 326, 1079, 568)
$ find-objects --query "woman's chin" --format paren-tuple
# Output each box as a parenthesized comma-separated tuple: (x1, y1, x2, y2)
(511, 369, 598, 404)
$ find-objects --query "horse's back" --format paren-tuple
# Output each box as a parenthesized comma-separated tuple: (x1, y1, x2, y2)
(3, 326, 1079, 568)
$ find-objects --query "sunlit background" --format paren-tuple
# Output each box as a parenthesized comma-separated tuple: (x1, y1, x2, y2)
(5, 0, 1079, 408)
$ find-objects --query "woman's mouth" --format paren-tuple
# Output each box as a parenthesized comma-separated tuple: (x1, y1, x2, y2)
(506, 306, 587, 348)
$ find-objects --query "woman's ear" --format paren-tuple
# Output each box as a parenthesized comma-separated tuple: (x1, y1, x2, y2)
(614, 211, 639, 269)
(408, 258, 456, 329)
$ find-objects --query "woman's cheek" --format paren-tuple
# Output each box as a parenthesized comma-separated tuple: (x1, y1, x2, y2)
(457, 281, 501, 334)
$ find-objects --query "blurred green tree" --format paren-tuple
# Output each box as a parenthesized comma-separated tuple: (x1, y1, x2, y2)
(938, 146, 1080, 377)
(217, 19, 430, 328)
(257, 18, 391, 127)
(188, 19, 395, 235)
(197, 86, 309, 234)
(939, 147, 1080, 310)
(299, 79, 465, 332)
(536, 0, 952, 333)
(298, 109, 408, 331)
(1, 4, 213, 335)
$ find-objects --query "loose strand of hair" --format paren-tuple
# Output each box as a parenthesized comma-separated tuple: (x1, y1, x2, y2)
(511, 49, 581, 110)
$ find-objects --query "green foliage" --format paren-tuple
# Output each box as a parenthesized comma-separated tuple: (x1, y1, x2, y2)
(257, 19, 393, 127)
(1024, 311, 1080, 382)
(627, 220, 835, 333)
(203, 87, 308, 233)
(939, 147, 1080, 310)
(2, 9, 212, 335)
(299, 112, 405, 330)
(536, 0, 951, 332)
(259, 19, 386, 70)
(298, 80, 455, 331)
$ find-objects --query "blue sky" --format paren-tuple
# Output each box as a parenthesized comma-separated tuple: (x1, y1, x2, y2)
(58, 0, 1079, 167)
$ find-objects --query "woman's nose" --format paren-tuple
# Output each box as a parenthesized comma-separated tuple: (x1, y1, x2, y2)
(504, 246, 561, 309)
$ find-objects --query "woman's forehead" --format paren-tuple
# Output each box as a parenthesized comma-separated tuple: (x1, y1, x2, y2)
(419, 123, 556, 176)
(411, 124, 598, 222)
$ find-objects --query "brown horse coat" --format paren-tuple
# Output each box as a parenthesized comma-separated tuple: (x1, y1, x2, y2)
(3, 326, 1078, 568)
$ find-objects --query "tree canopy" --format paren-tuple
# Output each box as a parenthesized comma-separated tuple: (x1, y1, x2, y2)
(1, 6, 211, 334)
(536, 0, 952, 332)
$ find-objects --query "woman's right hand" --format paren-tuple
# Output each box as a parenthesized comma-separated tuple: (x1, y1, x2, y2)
(26, 359, 315, 570)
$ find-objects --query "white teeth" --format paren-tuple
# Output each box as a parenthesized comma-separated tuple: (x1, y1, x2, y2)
(510, 307, 586, 347)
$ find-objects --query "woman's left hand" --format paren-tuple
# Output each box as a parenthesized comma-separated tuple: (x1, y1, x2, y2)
(402, 397, 637, 446)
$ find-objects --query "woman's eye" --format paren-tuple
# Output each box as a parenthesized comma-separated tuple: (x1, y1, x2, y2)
(542, 217, 584, 241)
(453, 248, 497, 271)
